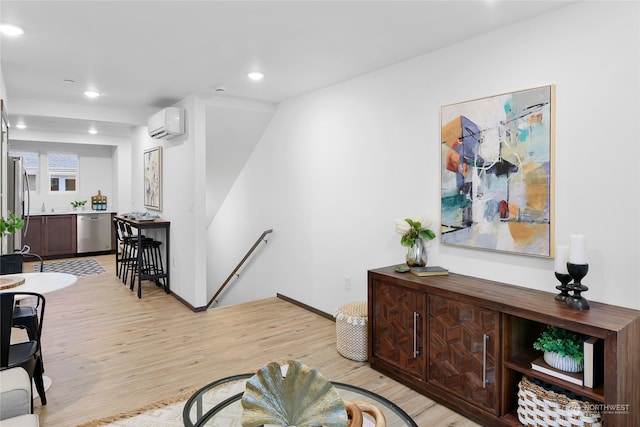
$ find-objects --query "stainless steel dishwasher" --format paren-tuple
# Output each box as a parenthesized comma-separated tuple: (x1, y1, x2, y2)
(77, 212, 112, 253)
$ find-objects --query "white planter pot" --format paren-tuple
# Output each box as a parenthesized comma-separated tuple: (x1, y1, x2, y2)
(544, 351, 583, 373)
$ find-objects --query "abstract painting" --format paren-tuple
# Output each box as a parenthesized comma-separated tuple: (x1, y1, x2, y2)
(440, 85, 555, 257)
(143, 146, 162, 210)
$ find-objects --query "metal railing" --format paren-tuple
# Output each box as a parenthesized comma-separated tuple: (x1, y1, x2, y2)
(207, 229, 273, 308)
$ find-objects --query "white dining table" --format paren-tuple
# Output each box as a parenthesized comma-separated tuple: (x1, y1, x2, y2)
(1, 272, 77, 396)
(0, 272, 77, 295)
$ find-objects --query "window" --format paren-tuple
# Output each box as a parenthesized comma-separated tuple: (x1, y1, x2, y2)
(48, 152, 79, 193)
(8, 150, 39, 192)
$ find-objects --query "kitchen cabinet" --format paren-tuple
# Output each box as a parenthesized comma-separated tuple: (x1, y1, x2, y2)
(368, 267, 640, 426)
(21, 215, 44, 255)
(23, 214, 77, 258)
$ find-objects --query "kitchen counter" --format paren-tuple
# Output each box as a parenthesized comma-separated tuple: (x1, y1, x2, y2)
(22, 211, 116, 258)
(29, 210, 117, 216)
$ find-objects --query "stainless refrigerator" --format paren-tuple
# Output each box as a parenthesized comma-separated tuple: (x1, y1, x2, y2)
(6, 156, 31, 252)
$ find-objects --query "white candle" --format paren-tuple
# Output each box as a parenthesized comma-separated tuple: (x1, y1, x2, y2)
(569, 234, 587, 264)
(555, 245, 569, 274)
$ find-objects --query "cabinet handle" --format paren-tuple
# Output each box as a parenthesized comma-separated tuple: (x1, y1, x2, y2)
(413, 312, 419, 358)
(482, 333, 489, 388)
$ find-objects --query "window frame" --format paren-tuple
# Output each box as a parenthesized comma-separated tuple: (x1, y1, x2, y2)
(7, 150, 40, 193)
(47, 152, 79, 195)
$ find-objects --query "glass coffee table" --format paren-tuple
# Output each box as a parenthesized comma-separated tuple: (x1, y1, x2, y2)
(183, 373, 417, 427)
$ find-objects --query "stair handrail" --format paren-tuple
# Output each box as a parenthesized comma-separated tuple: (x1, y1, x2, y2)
(207, 228, 273, 308)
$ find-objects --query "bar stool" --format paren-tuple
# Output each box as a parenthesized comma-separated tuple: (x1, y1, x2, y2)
(116, 220, 135, 283)
(124, 223, 166, 297)
(131, 240, 166, 290)
(119, 221, 153, 286)
(113, 218, 125, 279)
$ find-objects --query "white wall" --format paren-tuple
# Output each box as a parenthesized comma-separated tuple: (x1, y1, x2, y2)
(129, 94, 276, 307)
(205, 98, 275, 226)
(0, 65, 6, 102)
(129, 95, 208, 305)
(208, 1, 640, 312)
(7, 138, 124, 213)
(1, 65, 7, 254)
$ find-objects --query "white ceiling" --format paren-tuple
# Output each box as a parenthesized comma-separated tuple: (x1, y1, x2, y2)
(1, 1, 576, 138)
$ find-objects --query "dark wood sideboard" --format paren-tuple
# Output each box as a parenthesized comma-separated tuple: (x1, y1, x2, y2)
(367, 267, 640, 426)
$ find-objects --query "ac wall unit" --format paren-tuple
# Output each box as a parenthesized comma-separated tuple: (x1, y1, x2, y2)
(148, 107, 184, 139)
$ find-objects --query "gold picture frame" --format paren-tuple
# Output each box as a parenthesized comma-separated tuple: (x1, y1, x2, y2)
(440, 85, 555, 258)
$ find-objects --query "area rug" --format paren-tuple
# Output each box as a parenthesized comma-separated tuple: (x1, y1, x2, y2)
(75, 389, 198, 427)
(75, 381, 245, 427)
(34, 258, 106, 276)
(75, 377, 379, 427)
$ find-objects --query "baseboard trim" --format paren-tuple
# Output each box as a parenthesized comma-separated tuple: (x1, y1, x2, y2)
(172, 292, 207, 312)
(277, 293, 334, 321)
(175, 292, 335, 316)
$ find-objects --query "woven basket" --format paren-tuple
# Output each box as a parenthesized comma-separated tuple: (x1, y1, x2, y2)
(335, 301, 368, 362)
(517, 376, 602, 427)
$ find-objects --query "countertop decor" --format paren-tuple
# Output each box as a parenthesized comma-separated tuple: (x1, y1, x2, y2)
(395, 217, 435, 267)
(532, 325, 584, 371)
(70, 200, 87, 209)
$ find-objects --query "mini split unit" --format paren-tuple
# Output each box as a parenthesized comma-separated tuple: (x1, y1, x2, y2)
(148, 107, 185, 139)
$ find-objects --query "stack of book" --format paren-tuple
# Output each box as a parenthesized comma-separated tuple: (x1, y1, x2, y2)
(583, 336, 604, 388)
(409, 266, 448, 277)
(530, 337, 604, 388)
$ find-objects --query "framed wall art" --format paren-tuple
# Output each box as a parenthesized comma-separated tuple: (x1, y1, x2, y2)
(143, 146, 163, 210)
(440, 85, 555, 257)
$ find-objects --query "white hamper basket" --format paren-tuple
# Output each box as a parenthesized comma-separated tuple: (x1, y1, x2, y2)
(517, 376, 602, 427)
(335, 301, 368, 362)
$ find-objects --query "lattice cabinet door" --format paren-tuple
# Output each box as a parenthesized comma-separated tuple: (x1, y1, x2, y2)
(428, 294, 500, 414)
(371, 279, 426, 379)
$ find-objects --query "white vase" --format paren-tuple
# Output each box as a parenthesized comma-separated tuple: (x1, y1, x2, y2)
(544, 351, 583, 373)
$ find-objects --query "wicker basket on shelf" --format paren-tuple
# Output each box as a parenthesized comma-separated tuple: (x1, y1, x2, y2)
(517, 376, 602, 427)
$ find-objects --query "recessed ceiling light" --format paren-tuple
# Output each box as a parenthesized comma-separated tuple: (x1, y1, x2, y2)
(248, 72, 264, 81)
(84, 90, 101, 98)
(15, 123, 27, 130)
(88, 129, 98, 134)
(0, 24, 25, 36)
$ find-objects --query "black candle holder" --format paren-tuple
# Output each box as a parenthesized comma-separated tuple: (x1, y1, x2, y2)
(566, 263, 590, 310)
(554, 272, 572, 302)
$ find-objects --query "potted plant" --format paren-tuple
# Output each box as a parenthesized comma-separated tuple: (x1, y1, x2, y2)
(533, 325, 584, 373)
(1, 212, 24, 265)
(395, 217, 436, 267)
(70, 200, 87, 210)
(0, 212, 24, 236)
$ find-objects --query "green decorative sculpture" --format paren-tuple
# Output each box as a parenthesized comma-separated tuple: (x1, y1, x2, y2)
(241, 360, 348, 427)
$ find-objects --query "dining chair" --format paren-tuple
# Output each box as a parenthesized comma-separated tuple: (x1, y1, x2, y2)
(11, 294, 45, 356)
(0, 292, 47, 407)
(0, 251, 43, 275)
(1, 251, 45, 360)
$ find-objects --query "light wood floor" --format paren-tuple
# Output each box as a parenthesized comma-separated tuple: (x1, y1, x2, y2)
(25, 254, 479, 426)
